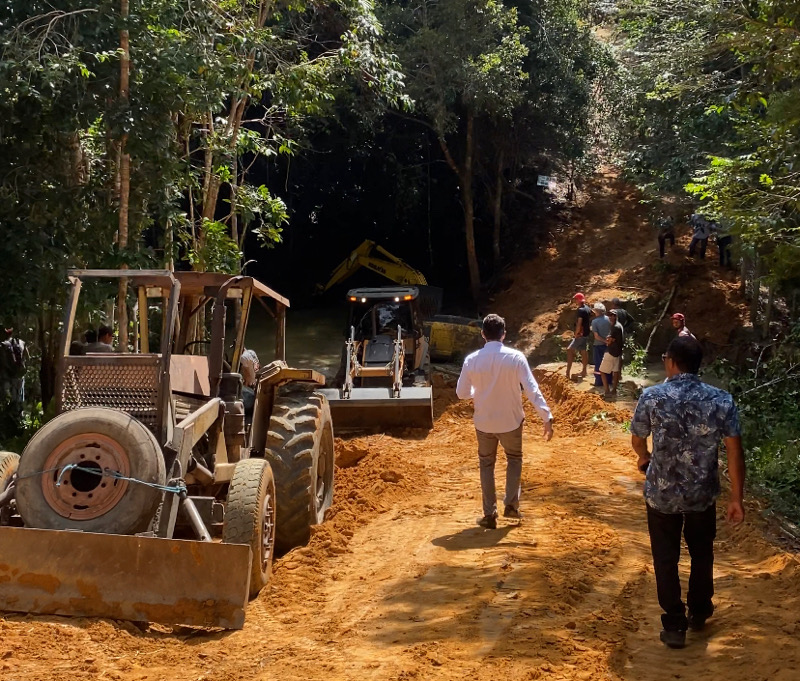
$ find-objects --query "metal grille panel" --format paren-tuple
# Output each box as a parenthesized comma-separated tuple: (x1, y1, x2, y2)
(61, 358, 160, 431)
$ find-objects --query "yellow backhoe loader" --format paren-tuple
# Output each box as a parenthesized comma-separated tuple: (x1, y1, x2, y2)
(320, 287, 433, 430)
(316, 239, 429, 292)
(317, 240, 483, 365)
(0, 270, 334, 630)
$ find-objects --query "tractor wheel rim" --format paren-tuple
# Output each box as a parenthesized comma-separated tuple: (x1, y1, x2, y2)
(42, 433, 131, 520)
(260, 490, 275, 572)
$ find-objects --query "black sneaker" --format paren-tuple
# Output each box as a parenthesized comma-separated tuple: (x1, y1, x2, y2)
(688, 607, 713, 631)
(687, 614, 706, 632)
(478, 514, 497, 529)
(503, 505, 523, 519)
(659, 629, 686, 649)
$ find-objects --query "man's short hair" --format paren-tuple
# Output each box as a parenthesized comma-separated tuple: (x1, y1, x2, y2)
(98, 324, 113, 340)
(482, 314, 506, 341)
(665, 336, 703, 374)
(84, 329, 97, 344)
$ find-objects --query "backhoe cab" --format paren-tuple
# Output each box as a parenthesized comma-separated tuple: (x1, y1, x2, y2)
(321, 287, 433, 431)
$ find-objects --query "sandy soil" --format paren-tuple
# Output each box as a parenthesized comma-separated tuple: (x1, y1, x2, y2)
(3, 374, 799, 681)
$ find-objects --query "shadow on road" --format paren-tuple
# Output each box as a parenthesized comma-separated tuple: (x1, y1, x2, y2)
(431, 525, 515, 551)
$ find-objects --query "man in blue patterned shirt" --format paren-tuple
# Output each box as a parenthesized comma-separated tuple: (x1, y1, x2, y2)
(630, 336, 745, 649)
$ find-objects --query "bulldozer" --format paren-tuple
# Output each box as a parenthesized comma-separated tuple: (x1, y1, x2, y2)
(320, 287, 434, 430)
(0, 269, 334, 630)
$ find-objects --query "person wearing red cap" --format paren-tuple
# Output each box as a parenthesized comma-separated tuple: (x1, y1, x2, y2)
(566, 293, 591, 380)
(671, 313, 695, 339)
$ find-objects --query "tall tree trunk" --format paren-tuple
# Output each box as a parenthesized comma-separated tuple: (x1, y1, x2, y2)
(116, 0, 131, 350)
(492, 148, 504, 270)
(462, 112, 480, 302)
(38, 305, 57, 409)
(750, 254, 761, 329)
(438, 113, 480, 302)
(763, 281, 774, 338)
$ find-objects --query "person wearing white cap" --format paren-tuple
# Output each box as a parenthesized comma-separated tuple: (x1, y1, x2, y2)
(566, 292, 591, 380)
(590, 302, 611, 387)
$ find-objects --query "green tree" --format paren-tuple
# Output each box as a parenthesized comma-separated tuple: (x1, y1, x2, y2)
(0, 0, 405, 408)
(383, 0, 530, 300)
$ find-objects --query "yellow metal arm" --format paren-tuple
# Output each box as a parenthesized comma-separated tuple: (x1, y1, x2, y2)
(318, 240, 428, 292)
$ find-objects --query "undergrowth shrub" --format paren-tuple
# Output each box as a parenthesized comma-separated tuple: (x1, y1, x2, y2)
(707, 327, 800, 521)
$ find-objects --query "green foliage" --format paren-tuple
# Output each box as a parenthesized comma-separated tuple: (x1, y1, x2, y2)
(180, 220, 242, 274)
(0, 0, 407, 406)
(624, 335, 646, 376)
(612, 0, 800, 291)
(706, 335, 800, 521)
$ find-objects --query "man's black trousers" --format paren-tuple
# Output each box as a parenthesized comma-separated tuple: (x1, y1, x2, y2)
(646, 503, 716, 631)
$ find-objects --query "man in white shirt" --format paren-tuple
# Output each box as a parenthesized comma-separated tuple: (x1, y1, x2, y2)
(456, 314, 554, 529)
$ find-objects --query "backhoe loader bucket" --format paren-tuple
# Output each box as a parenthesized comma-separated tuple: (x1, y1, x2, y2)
(320, 386, 433, 431)
(0, 527, 252, 629)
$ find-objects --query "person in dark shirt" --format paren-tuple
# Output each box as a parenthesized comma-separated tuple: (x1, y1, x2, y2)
(610, 298, 636, 335)
(656, 215, 676, 258)
(566, 292, 591, 380)
(630, 336, 745, 649)
(599, 310, 624, 396)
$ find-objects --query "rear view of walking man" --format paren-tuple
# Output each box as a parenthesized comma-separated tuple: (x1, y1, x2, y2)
(457, 314, 554, 529)
(630, 336, 745, 649)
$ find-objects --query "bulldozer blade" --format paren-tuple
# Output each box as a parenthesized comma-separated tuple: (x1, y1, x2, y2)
(320, 386, 434, 431)
(0, 526, 251, 629)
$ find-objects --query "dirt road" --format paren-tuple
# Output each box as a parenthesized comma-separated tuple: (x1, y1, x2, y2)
(3, 372, 799, 681)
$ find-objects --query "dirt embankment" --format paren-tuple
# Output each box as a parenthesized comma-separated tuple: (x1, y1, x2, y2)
(492, 168, 749, 360)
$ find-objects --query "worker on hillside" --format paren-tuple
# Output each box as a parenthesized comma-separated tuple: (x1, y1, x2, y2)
(713, 220, 734, 269)
(630, 336, 745, 649)
(599, 310, 624, 397)
(456, 314, 553, 530)
(656, 214, 676, 258)
(565, 292, 591, 380)
(670, 313, 695, 339)
(688, 214, 711, 260)
(590, 302, 611, 387)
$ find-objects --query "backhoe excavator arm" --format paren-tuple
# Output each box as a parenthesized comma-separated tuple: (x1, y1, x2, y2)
(317, 240, 428, 292)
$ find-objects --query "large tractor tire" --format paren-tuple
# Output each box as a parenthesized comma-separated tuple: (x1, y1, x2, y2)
(16, 408, 166, 534)
(0, 451, 19, 490)
(266, 386, 335, 554)
(0, 451, 19, 525)
(222, 458, 276, 598)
